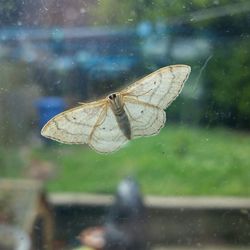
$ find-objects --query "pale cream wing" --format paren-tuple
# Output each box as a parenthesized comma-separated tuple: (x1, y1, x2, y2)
(41, 101, 106, 144)
(88, 105, 129, 153)
(122, 65, 191, 109)
(124, 98, 166, 138)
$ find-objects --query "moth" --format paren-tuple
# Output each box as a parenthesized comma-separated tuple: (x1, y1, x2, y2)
(41, 65, 191, 153)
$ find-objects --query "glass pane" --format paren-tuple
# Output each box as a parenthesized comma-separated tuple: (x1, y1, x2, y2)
(0, 1, 249, 249)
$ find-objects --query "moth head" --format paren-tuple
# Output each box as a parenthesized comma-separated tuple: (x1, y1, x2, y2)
(108, 93, 117, 100)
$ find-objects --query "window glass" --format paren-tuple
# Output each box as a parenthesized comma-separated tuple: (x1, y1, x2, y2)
(0, 1, 250, 249)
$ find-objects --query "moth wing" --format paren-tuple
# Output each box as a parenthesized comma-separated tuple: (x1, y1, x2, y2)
(122, 65, 191, 109)
(124, 98, 166, 138)
(41, 100, 106, 144)
(88, 105, 129, 153)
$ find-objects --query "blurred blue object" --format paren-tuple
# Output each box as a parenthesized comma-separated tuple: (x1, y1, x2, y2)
(36, 97, 66, 129)
(137, 21, 153, 37)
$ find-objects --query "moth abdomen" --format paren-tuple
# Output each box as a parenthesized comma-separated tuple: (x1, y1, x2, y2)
(115, 111, 131, 140)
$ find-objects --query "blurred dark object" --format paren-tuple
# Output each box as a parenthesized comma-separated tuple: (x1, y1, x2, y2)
(36, 97, 66, 131)
(104, 177, 148, 250)
(0, 179, 54, 250)
(78, 177, 149, 250)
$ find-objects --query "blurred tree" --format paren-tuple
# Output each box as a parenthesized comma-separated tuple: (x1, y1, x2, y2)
(204, 38, 250, 128)
(89, 0, 250, 26)
(0, 0, 22, 26)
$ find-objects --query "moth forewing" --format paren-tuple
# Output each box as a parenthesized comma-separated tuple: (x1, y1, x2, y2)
(121, 64, 191, 109)
(41, 100, 107, 144)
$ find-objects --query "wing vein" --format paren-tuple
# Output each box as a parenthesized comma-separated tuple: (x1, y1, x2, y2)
(88, 105, 107, 143)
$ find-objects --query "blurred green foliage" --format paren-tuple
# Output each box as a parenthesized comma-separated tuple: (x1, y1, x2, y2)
(0, 146, 24, 177)
(90, 0, 189, 25)
(90, 0, 250, 26)
(205, 38, 250, 128)
(32, 125, 250, 196)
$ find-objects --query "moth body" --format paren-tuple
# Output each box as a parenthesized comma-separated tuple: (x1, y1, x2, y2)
(108, 93, 131, 140)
